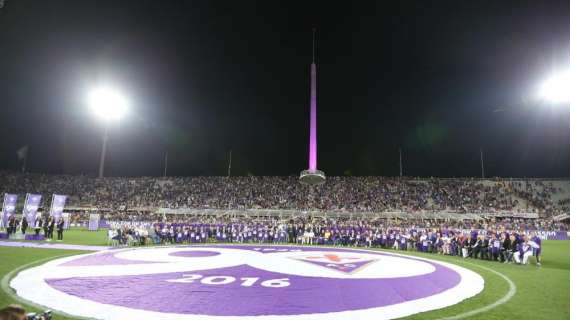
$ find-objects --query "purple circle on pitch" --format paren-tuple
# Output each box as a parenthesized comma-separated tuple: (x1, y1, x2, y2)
(44, 245, 466, 316)
(169, 250, 220, 257)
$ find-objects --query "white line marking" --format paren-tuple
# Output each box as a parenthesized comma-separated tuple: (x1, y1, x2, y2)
(437, 261, 517, 320)
(1, 254, 91, 320)
(0, 240, 108, 251)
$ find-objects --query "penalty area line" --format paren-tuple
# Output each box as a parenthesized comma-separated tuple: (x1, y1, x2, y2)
(436, 261, 517, 320)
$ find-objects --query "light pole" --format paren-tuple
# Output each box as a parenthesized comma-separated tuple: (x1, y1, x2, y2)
(480, 148, 485, 179)
(88, 87, 128, 178)
(99, 124, 109, 178)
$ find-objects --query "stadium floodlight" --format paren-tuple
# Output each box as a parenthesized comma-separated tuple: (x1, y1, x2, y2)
(87, 86, 129, 178)
(538, 70, 570, 105)
(88, 87, 129, 121)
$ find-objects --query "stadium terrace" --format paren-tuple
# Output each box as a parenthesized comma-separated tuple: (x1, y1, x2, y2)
(1, 172, 569, 216)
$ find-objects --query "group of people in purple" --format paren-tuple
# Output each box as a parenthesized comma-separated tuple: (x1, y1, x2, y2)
(104, 217, 545, 266)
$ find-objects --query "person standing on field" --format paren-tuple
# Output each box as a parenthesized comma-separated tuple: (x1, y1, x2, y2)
(21, 216, 28, 235)
(47, 216, 55, 240)
(57, 217, 64, 241)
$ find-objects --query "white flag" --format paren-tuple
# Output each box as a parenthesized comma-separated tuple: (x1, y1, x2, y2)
(17, 145, 28, 160)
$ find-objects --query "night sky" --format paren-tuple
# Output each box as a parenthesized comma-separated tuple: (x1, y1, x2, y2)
(1, 0, 570, 177)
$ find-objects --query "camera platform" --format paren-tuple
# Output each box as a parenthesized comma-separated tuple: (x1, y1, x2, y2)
(299, 170, 326, 185)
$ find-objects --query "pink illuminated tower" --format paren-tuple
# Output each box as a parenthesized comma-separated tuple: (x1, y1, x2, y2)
(300, 28, 326, 185)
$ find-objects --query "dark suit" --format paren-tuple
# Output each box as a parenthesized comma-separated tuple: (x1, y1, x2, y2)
(48, 218, 55, 239)
(21, 217, 28, 234)
(8, 217, 16, 235)
(43, 219, 49, 237)
(35, 218, 42, 236)
(57, 219, 64, 240)
(502, 238, 510, 260)
(480, 239, 489, 260)
(471, 239, 482, 258)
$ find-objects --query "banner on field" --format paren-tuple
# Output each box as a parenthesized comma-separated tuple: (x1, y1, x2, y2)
(455, 228, 570, 241)
(1, 194, 18, 228)
(50, 194, 67, 221)
(22, 194, 42, 223)
(88, 214, 100, 231)
(528, 230, 570, 241)
(62, 212, 71, 230)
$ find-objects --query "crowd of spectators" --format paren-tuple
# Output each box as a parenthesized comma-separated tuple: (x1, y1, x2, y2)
(1, 171, 569, 215)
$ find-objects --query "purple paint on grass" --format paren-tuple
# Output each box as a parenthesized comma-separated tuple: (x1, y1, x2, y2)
(46, 247, 460, 316)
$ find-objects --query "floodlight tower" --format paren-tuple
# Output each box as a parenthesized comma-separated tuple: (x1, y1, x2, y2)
(87, 87, 128, 178)
(538, 70, 570, 105)
(300, 28, 326, 185)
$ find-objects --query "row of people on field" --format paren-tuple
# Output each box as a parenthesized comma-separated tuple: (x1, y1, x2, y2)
(3, 215, 64, 240)
(105, 217, 543, 266)
(108, 226, 149, 246)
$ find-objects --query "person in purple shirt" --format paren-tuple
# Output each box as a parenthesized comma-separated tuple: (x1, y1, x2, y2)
(531, 233, 542, 267)
(514, 236, 534, 265)
(470, 228, 478, 242)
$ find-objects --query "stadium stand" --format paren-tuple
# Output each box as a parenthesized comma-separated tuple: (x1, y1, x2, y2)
(1, 172, 569, 216)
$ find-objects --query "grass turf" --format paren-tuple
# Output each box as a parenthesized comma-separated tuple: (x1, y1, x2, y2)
(16, 228, 109, 246)
(0, 247, 89, 320)
(0, 233, 568, 320)
(393, 241, 570, 320)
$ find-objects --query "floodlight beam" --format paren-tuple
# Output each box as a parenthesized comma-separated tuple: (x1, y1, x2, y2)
(539, 70, 570, 104)
(88, 87, 128, 121)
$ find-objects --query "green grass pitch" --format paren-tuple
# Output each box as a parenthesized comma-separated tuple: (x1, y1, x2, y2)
(0, 229, 568, 320)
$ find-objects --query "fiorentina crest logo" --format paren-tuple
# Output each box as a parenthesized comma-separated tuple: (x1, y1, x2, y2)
(292, 253, 379, 274)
